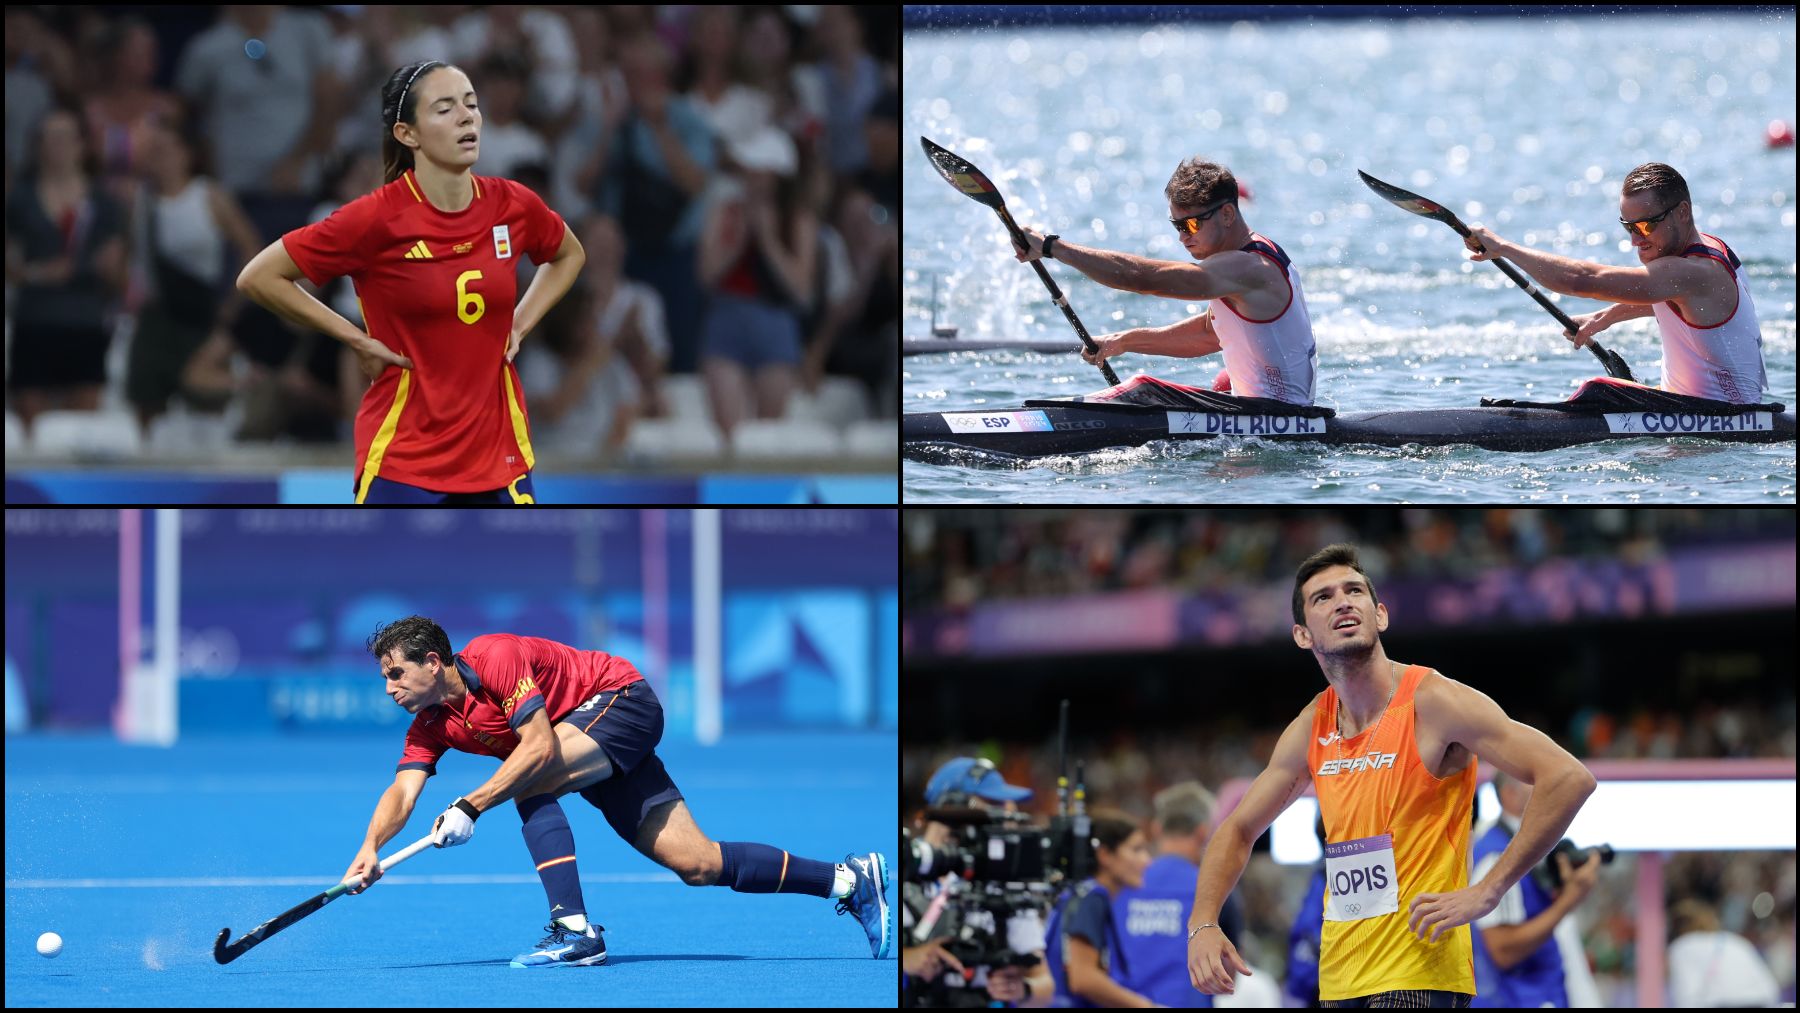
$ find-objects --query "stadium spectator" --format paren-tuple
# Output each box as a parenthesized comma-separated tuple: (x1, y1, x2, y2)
(4, 9, 74, 181)
(1666, 898, 1781, 1007)
(460, 51, 550, 182)
(82, 16, 180, 204)
(594, 30, 713, 375)
(810, 88, 898, 409)
(698, 120, 812, 439)
(6, 106, 127, 432)
(124, 117, 260, 432)
(517, 214, 669, 458)
(174, 6, 339, 197)
(814, 5, 884, 176)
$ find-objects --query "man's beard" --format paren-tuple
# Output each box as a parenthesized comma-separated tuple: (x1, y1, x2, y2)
(1319, 633, 1377, 663)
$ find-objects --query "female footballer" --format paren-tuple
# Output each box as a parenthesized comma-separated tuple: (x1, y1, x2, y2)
(238, 60, 584, 503)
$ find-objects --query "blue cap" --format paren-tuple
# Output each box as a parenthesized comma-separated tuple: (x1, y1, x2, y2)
(925, 757, 1034, 805)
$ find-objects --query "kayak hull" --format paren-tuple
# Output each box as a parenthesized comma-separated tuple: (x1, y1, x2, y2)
(903, 403, 1798, 460)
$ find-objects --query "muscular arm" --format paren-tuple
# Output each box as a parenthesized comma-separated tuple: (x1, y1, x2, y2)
(1190, 700, 1318, 930)
(1489, 243, 1717, 306)
(1590, 302, 1654, 326)
(360, 768, 428, 851)
(1421, 675, 1596, 904)
(1051, 243, 1274, 302)
(460, 708, 558, 813)
(1122, 311, 1221, 359)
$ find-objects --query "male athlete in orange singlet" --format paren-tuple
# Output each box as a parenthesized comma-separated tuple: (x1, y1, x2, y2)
(1185, 544, 1595, 1008)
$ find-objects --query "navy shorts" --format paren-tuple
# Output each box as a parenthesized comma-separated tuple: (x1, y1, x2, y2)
(358, 472, 536, 504)
(564, 678, 684, 845)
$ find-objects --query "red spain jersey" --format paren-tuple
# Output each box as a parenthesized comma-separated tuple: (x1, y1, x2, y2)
(282, 172, 566, 494)
(395, 634, 646, 772)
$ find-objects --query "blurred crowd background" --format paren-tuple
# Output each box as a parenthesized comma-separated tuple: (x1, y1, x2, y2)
(904, 508, 1796, 1006)
(5, 5, 897, 465)
(903, 508, 1791, 610)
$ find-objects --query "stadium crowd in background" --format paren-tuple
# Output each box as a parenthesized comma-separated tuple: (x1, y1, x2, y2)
(902, 508, 1793, 610)
(4, 5, 897, 458)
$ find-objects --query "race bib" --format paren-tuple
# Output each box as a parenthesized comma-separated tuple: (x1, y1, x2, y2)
(1323, 832, 1400, 922)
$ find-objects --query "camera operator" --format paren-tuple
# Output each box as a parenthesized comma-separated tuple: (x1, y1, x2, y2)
(1045, 808, 1158, 1007)
(1469, 770, 1604, 1007)
(904, 757, 1055, 1007)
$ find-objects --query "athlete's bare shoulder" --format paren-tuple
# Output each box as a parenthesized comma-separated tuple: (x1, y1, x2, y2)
(1413, 667, 1464, 710)
(1291, 691, 1326, 735)
(1413, 667, 1504, 739)
(1269, 693, 1323, 768)
(1269, 692, 1324, 764)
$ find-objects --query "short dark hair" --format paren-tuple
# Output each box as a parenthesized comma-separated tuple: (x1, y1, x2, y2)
(1088, 808, 1141, 854)
(1164, 156, 1240, 211)
(1621, 162, 1690, 212)
(366, 615, 453, 668)
(1292, 543, 1380, 626)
